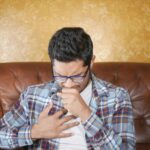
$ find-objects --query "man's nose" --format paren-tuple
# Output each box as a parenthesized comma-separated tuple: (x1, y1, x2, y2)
(63, 78, 75, 88)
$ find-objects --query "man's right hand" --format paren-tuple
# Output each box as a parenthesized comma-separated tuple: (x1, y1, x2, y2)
(31, 102, 79, 139)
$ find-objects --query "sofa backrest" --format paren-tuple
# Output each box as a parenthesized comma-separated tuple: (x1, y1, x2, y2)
(0, 62, 149, 149)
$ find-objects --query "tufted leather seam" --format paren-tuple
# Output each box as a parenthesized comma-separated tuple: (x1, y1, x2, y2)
(113, 71, 119, 83)
(8, 69, 23, 94)
(0, 98, 4, 117)
(36, 69, 42, 83)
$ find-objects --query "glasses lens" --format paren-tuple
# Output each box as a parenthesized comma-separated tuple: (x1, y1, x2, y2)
(54, 76, 66, 83)
(71, 77, 84, 83)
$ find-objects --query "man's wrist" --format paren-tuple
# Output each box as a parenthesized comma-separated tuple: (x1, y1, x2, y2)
(31, 124, 40, 139)
(80, 107, 92, 122)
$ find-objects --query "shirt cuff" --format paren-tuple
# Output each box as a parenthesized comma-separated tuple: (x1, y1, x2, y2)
(82, 112, 103, 137)
(17, 125, 33, 146)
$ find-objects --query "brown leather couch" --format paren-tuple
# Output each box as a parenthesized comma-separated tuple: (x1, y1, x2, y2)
(0, 62, 149, 150)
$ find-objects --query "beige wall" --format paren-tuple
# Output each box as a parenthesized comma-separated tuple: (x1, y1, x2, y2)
(0, 0, 149, 63)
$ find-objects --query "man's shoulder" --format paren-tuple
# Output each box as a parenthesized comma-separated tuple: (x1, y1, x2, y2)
(93, 75, 129, 99)
(93, 76, 130, 109)
(27, 81, 54, 90)
(23, 81, 55, 97)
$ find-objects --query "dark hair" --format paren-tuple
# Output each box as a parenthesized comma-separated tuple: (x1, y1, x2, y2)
(48, 27, 93, 66)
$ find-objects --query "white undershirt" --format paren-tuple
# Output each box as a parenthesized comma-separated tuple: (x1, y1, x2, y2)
(59, 81, 92, 150)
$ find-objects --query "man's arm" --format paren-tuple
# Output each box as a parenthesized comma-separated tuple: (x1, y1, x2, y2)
(0, 87, 79, 149)
(0, 88, 33, 149)
(82, 88, 136, 150)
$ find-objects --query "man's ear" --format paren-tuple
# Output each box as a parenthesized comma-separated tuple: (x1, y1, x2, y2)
(90, 55, 95, 69)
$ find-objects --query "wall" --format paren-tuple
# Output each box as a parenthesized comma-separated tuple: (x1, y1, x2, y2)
(0, 0, 149, 62)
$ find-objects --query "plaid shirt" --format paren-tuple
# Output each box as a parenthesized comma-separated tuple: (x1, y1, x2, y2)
(0, 74, 136, 150)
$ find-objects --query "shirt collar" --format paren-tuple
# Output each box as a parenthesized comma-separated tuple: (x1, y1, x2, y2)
(91, 73, 108, 93)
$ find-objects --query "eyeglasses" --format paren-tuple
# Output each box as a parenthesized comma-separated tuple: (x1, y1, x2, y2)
(53, 67, 89, 83)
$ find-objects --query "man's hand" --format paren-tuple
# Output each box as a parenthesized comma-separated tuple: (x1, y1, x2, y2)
(31, 102, 79, 139)
(57, 88, 92, 122)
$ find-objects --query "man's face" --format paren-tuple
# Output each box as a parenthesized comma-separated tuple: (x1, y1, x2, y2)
(53, 59, 90, 92)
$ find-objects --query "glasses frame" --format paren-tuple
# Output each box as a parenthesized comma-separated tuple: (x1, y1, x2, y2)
(53, 66, 89, 84)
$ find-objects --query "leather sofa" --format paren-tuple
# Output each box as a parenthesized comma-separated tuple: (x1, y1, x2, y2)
(0, 62, 149, 150)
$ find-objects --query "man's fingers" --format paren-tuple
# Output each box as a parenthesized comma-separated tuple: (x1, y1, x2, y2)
(60, 115, 76, 124)
(54, 108, 68, 118)
(40, 102, 53, 117)
(57, 93, 72, 99)
(58, 132, 73, 138)
(62, 88, 78, 94)
(60, 121, 80, 131)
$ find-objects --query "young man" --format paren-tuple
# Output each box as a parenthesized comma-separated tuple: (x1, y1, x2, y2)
(0, 27, 135, 149)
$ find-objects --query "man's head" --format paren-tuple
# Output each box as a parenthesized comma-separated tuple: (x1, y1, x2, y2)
(48, 27, 95, 92)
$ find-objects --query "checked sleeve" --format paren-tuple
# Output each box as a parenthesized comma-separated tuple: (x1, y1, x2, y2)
(83, 88, 136, 150)
(0, 88, 33, 149)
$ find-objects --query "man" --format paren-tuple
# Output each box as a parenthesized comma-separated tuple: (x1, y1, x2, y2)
(0, 27, 135, 149)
